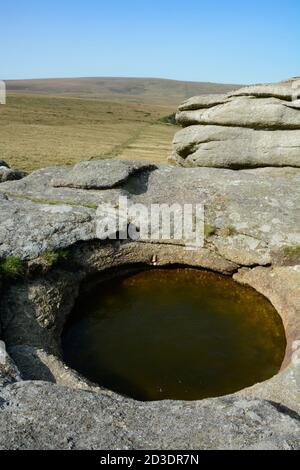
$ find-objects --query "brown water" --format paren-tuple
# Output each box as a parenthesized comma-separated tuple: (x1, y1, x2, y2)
(62, 268, 286, 401)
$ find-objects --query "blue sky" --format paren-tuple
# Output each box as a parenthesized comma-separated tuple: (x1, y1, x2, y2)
(1, 0, 299, 83)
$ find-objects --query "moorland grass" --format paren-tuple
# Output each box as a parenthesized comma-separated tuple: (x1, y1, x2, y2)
(0, 93, 178, 172)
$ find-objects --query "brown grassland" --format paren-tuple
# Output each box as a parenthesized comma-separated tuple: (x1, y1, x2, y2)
(1, 78, 240, 172)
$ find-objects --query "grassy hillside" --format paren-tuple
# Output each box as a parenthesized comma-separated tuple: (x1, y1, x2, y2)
(0, 93, 177, 171)
(1, 78, 241, 171)
(6, 77, 241, 106)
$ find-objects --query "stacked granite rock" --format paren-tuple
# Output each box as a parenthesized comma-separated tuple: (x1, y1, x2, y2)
(171, 77, 300, 169)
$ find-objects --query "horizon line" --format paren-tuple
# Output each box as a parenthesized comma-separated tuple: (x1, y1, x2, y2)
(4, 75, 248, 86)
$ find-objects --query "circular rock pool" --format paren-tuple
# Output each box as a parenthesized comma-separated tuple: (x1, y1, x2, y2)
(62, 268, 286, 401)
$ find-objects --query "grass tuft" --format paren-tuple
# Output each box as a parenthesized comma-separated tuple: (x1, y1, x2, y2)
(39, 249, 71, 269)
(204, 224, 217, 238)
(283, 245, 300, 258)
(218, 226, 238, 237)
(0, 256, 26, 279)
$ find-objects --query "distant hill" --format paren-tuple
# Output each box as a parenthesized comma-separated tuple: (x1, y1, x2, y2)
(5, 77, 242, 107)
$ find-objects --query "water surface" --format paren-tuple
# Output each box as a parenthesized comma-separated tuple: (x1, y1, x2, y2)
(62, 268, 286, 401)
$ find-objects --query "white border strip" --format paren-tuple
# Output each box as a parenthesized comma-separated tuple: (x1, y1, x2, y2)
(0, 80, 6, 105)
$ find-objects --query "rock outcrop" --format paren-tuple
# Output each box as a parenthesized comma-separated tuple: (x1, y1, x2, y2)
(0, 160, 27, 183)
(0, 341, 21, 386)
(172, 77, 300, 168)
(0, 383, 299, 450)
(0, 160, 10, 169)
(1, 162, 300, 266)
(52, 159, 157, 190)
(0, 158, 299, 450)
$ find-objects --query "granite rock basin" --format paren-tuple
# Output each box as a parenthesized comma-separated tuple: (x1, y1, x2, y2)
(62, 268, 286, 401)
(0, 155, 299, 449)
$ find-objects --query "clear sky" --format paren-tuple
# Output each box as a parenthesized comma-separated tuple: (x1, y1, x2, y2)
(1, 0, 299, 84)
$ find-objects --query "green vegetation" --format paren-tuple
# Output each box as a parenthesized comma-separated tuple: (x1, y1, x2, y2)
(39, 249, 71, 269)
(204, 224, 217, 238)
(204, 224, 238, 239)
(283, 245, 300, 258)
(0, 256, 26, 279)
(218, 226, 238, 237)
